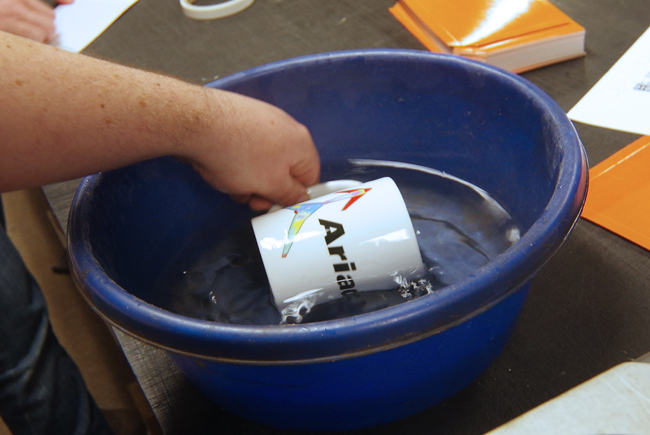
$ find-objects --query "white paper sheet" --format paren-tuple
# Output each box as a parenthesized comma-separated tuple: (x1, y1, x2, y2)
(50, 0, 140, 53)
(568, 26, 650, 136)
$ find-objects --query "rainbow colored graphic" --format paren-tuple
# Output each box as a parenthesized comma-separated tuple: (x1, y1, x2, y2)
(281, 188, 371, 258)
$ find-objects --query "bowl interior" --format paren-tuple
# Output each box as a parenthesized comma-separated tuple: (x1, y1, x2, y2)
(68, 50, 586, 361)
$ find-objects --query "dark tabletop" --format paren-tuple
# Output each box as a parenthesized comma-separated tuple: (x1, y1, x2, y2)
(47, 0, 650, 433)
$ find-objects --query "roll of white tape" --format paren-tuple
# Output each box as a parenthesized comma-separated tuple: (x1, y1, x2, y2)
(180, 0, 255, 20)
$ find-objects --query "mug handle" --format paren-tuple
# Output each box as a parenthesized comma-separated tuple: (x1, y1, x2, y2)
(267, 180, 363, 213)
(180, 0, 255, 20)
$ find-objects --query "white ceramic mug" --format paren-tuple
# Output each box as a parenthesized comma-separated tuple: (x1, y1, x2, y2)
(252, 177, 425, 311)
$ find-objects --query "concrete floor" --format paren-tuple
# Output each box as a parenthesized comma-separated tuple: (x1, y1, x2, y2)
(1, 188, 154, 435)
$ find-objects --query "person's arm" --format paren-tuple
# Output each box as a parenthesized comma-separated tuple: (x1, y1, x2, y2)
(0, 31, 320, 210)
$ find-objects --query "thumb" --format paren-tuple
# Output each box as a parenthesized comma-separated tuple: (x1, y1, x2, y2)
(255, 151, 319, 209)
(263, 178, 312, 209)
(290, 146, 321, 189)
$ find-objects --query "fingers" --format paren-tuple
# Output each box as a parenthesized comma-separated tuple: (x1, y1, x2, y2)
(266, 177, 311, 207)
(230, 193, 251, 204)
(247, 195, 275, 212)
(233, 185, 310, 212)
(0, 0, 57, 42)
(26, 0, 56, 41)
(252, 124, 319, 209)
(231, 193, 278, 212)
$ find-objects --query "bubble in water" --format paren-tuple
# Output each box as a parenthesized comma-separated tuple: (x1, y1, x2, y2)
(280, 295, 317, 324)
(394, 276, 436, 300)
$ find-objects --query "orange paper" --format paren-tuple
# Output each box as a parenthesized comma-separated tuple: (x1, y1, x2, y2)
(581, 136, 650, 251)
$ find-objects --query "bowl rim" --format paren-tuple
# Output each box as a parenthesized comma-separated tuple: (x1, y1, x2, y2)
(67, 49, 588, 364)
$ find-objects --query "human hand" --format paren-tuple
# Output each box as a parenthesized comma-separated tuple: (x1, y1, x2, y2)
(182, 90, 321, 211)
(0, 0, 73, 42)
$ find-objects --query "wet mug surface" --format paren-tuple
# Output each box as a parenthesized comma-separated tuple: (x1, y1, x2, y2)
(251, 177, 425, 310)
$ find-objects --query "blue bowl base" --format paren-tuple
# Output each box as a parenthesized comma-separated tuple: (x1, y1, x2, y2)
(170, 283, 530, 431)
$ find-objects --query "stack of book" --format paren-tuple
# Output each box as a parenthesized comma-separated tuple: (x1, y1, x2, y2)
(390, 0, 586, 73)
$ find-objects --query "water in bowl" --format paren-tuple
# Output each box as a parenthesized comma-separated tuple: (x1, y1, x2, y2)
(152, 160, 521, 325)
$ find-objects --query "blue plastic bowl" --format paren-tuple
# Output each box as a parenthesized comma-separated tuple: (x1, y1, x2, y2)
(67, 50, 587, 431)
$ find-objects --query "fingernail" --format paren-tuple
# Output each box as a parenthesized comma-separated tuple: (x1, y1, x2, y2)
(297, 193, 310, 203)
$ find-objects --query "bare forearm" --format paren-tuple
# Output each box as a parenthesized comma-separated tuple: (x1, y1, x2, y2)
(0, 31, 217, 192)
(0, 31, 319, 208)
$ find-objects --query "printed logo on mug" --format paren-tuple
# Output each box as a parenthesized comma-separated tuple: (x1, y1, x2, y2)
(252, 177, 425, 311)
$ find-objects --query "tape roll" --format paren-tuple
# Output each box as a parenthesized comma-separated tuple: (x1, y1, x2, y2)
(180, 0, 255, 20)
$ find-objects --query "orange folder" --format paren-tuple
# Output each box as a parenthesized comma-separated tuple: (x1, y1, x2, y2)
(581, 136, 650, 251)
(389, 0, 585, 73)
